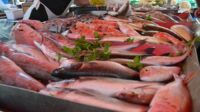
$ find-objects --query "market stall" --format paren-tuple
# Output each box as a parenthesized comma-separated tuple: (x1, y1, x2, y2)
(0, 0, 200, 112)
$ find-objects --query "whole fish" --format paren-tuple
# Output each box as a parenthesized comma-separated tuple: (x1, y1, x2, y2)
(147, 11, 178, 23)
(52, 61, 139, 79)
(117, 22, 141, 36)
(108, 41, 145, 51)
(11, 23, 42, 47)
(9, 44, 49, 61)
(47, 77, 163, 104)
(0, 56, 45, 91)
(148, 74, 192, 112)
(40, 88, 148, 112)
(153, 32, 183, 46)
(141, 49, 190, 66)
(103, 41, 149, 58)
(140, 66, 181, 82)
(143, 24, 186, 41)
(132, 42, 183, 56)
(7, 52, 59, 81)
(110, 49, 189, 66)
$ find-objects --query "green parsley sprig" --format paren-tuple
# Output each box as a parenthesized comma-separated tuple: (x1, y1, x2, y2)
(63, 32, 111, 62)
(127, 56, 144, 71)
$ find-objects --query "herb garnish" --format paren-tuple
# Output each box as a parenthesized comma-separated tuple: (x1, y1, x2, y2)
(63, 32, 111, 62)
(125, 38, 134, 42)
(127, 56, 144, 71)
(146, 15, 152, 21)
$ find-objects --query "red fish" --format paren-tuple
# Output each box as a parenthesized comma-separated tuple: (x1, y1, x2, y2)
(140, 66, 181, 82)
(132, 43, 182, 56)
(11, 23, 42, 47)
(0, 56, 45, 91)
(40, 88, 148, 112)
(148, 74, 192, 112)
(21, 20, 44, 30)
(141, 48, 190, 66)
(117, 22, 141, 37)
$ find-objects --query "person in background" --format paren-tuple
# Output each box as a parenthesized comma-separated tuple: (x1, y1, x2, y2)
(23, 0, 129, 21)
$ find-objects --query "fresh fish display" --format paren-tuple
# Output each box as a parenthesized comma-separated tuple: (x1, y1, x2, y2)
(0, 11, 195, 112)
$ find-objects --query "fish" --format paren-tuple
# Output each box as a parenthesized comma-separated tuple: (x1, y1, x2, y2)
(39, 31, 74, 48)
(102, 40, 150, 58)
(143, 24, 186, 41)
(147, 11, 178, 23)
(9, 44, 49, 61)
(108, 41, 145, 51)
(100, 36, 132, 43)
(171, 25, 193, 42)
(47, 77, 163, 105)
(153, 32, 184, 46)
(37, 32, 72, 58)
(117, 22, 141, 36)
(132, 42, 183, 56)
(0, 56, 45, 91)
(102, 36, 168, 44)
(142, 31, 158, 36)
(11, 23, 42, 47)
(148, 74, 192, 112)
(34, 41, 62, 63)
(91, 19, 118, 28)
(7, 52, 59, 81)
(21, 20, 44, 30)
(109, 58, 135, 65)
(110, 48, 189, 66)
(114, 85, 160, 105)
(140, 66, 181, 82)
(52, 61, 139, 79)
(141, 48, 190, 66)
(110, 50, 149, 58)
(40, 88, 148, 112)
(103, 15, 130, 23)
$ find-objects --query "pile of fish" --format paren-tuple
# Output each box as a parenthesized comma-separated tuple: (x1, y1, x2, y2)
(0, 11, 195, 112)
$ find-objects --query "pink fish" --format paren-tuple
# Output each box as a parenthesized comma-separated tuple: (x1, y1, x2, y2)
(11, 23, 42, 47)
(117, 22, 141, 36)
(140, 66, 181, 82)
(0, 56, 45, 91)
(148, 74, 192, 112)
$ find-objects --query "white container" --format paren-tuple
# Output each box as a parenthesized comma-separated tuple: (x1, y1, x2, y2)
(4, 8, 23, 20)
